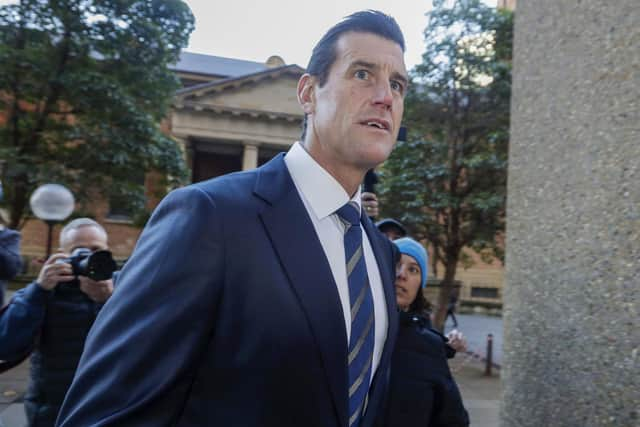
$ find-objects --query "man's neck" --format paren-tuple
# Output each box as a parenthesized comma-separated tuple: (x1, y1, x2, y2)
(299, 141, 366, 197)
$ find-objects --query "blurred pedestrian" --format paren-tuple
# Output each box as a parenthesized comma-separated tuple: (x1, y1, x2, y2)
(446, 292, 459, 328)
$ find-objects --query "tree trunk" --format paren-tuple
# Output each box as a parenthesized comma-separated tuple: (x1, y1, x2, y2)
(433, 248, 460, 332)
(9, 174, 28, 230)
(431, 240, 439, 277)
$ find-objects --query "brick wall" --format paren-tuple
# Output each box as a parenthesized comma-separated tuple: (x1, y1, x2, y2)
(18, 193, 143, 261)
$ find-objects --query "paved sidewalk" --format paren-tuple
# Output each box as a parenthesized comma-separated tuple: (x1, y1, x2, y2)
(449, 354, 502, 427)
(446, 313, 503, 367)
(0, 360, 28, 427)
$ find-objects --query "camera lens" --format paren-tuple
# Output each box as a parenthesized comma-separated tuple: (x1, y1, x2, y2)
(82, 250, 117, 281)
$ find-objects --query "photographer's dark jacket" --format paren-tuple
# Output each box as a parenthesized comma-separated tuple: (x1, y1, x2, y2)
(378, 311, 469, 427)
(0, 281, 102, 426)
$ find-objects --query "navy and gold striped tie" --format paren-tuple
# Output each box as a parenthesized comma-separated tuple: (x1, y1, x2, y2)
(336, 202, 375, 427)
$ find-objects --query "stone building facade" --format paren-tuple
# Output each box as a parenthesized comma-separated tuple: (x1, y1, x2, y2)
(170, 52, 304, 182)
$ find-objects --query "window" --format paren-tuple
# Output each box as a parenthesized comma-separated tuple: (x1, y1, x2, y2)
(471, 287, 500, 299)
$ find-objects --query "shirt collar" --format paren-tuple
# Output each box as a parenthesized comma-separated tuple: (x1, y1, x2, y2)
(284, 142, 362, 220)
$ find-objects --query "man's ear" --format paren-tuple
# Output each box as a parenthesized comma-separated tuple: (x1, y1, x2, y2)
(297, 73, 315, 114)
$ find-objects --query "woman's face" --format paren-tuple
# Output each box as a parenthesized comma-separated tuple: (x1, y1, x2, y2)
(395, 254, 422, 311)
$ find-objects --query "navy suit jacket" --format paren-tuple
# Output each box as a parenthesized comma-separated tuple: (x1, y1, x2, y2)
(56, 154, 399, 427)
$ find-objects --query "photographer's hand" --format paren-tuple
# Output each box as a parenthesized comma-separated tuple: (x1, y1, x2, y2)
(361, 192, 379, 218)
(79, 277, 113, 303)
(446, 329, 468, 353)
(37, 253, 74, 290)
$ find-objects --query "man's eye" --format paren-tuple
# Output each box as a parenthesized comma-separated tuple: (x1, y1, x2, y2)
(390, 80, 404, 93)
(355, 70, 369, 80)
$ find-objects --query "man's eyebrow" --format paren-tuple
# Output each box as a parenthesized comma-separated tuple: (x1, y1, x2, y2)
(391, 71, 409, 88)
(349, 60, 377, 71)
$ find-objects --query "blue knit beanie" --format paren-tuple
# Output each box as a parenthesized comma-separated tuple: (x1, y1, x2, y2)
(394, 237, 428, 288)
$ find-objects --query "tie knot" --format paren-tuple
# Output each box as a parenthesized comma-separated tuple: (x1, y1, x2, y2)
(336, 202, 361, 227)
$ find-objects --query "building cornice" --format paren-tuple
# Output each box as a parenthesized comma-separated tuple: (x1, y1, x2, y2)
(172, 102, 302, 123)
(175, 64, 305, 99)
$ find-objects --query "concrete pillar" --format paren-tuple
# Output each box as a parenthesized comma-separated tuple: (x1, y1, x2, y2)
(242, 144, 258, 171)
(503, 1, 639, 426)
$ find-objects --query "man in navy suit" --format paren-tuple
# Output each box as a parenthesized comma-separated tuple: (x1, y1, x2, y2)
(57, 10, 409, 427)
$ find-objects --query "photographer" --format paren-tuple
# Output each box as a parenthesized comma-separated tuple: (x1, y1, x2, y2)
(0, 218, 115, 426)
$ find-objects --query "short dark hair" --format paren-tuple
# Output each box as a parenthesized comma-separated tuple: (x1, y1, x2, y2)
(300, 10, 406, 139)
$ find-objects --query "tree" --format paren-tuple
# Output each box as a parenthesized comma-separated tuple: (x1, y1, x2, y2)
(379, 0, 513, 330)
(0, 0, 195, 228)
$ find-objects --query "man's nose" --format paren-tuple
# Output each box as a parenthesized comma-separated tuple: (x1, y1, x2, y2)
(372, 80, 393, 109)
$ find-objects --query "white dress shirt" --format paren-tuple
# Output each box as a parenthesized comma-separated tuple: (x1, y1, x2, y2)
(284, 141, 388, 383)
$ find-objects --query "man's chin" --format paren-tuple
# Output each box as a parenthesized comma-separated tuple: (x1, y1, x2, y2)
(359, 146, 395, 168)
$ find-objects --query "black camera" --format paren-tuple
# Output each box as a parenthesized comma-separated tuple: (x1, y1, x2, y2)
(56, 247, 118, 282)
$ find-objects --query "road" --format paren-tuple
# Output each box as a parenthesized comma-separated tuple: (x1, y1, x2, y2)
(445, 313, 504, 366)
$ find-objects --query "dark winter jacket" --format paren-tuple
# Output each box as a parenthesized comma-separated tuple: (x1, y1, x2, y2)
(379, 311, 469, 427)
(0, 281, 102, 426)
(0, 283, 48, 363)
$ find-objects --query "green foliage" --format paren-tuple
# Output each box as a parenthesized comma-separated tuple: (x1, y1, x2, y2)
(0, 0, 194, 228)
(380, 0, 512, 287)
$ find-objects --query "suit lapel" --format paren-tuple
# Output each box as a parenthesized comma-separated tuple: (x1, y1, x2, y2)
(361, 214, 397, 330)
(360, 215, 399, 425)
(255, 154, 349, 426)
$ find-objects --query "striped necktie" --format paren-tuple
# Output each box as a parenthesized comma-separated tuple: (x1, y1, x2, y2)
(336, 201, 375, 427)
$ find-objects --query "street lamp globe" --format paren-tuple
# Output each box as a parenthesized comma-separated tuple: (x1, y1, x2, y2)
(29, 184, 75, 257)
(30, 184, 75, 222)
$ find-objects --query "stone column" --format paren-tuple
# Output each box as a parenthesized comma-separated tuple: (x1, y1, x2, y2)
(503, 1, 639, 426)
(242, 143, 258, 171)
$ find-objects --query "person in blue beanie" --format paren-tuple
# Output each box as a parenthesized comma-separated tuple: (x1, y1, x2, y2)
(378, 237, 469, 427)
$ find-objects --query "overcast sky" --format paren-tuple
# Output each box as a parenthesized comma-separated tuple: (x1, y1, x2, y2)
(182, 0, 497, 70)
(183, 0, 433, 70)
(0, 0, 497, 71)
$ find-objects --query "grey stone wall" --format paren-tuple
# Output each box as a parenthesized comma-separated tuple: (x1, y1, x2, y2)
(503, 1, 639, 426)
